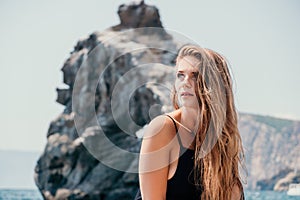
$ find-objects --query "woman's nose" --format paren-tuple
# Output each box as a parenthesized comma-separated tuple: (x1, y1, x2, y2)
(183, 76, 192, 87)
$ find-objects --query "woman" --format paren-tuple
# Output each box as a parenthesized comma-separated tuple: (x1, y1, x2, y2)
(135, 45, 245, 200)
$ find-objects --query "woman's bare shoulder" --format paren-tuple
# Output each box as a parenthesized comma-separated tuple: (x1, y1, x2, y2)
(145, 115, 174, 137)
(165, 109, 181, 121)
(141, 114, 178, 151)
(147, 109, 181, 134)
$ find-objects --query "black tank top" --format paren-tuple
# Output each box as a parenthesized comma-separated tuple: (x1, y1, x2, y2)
(165, 115, 202, 200)
(134, 115, 202, 200)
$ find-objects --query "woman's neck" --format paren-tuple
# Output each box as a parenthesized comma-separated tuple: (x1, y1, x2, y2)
(180, 107, 199, 134)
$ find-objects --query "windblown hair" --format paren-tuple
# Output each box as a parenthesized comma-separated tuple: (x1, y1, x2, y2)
(172, 45, 245, 199)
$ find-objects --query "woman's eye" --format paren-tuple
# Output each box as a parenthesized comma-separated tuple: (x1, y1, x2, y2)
(192, 74, 197, 80)
(177, 73, 184, 79)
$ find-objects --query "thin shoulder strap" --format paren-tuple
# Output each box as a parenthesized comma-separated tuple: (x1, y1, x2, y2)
(165, 114, 178, 132)
(165, 114, 184, 148)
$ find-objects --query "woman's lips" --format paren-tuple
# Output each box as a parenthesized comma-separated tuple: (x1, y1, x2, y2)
(181, 92, 194, 96)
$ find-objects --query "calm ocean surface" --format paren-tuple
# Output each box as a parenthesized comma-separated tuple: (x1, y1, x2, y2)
(0, 189, 299, 200)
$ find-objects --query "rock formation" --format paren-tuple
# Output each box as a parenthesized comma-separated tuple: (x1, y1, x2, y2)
(113, 0, 163, 30)
(274, 170, 300, 191)
(35, 1, 181, 199)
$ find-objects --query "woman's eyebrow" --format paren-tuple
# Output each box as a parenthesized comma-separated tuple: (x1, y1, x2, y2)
(176, 71, 199, 74)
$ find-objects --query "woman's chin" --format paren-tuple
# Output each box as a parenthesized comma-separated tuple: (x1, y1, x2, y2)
(180, 102, 199, 110)
(179, 98, 198, 106)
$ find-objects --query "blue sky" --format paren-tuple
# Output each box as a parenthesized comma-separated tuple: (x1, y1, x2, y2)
(1, 0, 300, 152)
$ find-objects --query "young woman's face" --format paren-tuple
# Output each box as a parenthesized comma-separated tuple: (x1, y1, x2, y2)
(175, 56, 199, 109)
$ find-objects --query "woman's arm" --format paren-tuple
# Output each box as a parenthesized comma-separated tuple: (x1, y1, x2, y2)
(231, 182, 244, 200)
(138, 115, 175, 200)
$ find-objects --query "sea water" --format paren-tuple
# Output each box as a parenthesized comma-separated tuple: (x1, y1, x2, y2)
(0, 189, 299, 200)
(244, 190, 300, 200)
(0, 189, 42, 200)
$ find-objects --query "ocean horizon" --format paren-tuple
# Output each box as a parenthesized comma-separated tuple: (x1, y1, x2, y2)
(0, 189, 299, 200)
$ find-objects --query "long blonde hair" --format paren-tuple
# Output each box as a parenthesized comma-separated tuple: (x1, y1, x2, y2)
(172, 45, 245, 199)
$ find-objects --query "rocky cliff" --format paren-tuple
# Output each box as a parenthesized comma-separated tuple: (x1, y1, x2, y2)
(34, 1, 300, 199)
(238, 113, 300, 190)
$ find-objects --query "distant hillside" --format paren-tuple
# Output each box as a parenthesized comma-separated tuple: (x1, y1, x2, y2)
(238, 113, 300, 190)
(0, 150, 41, 189)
